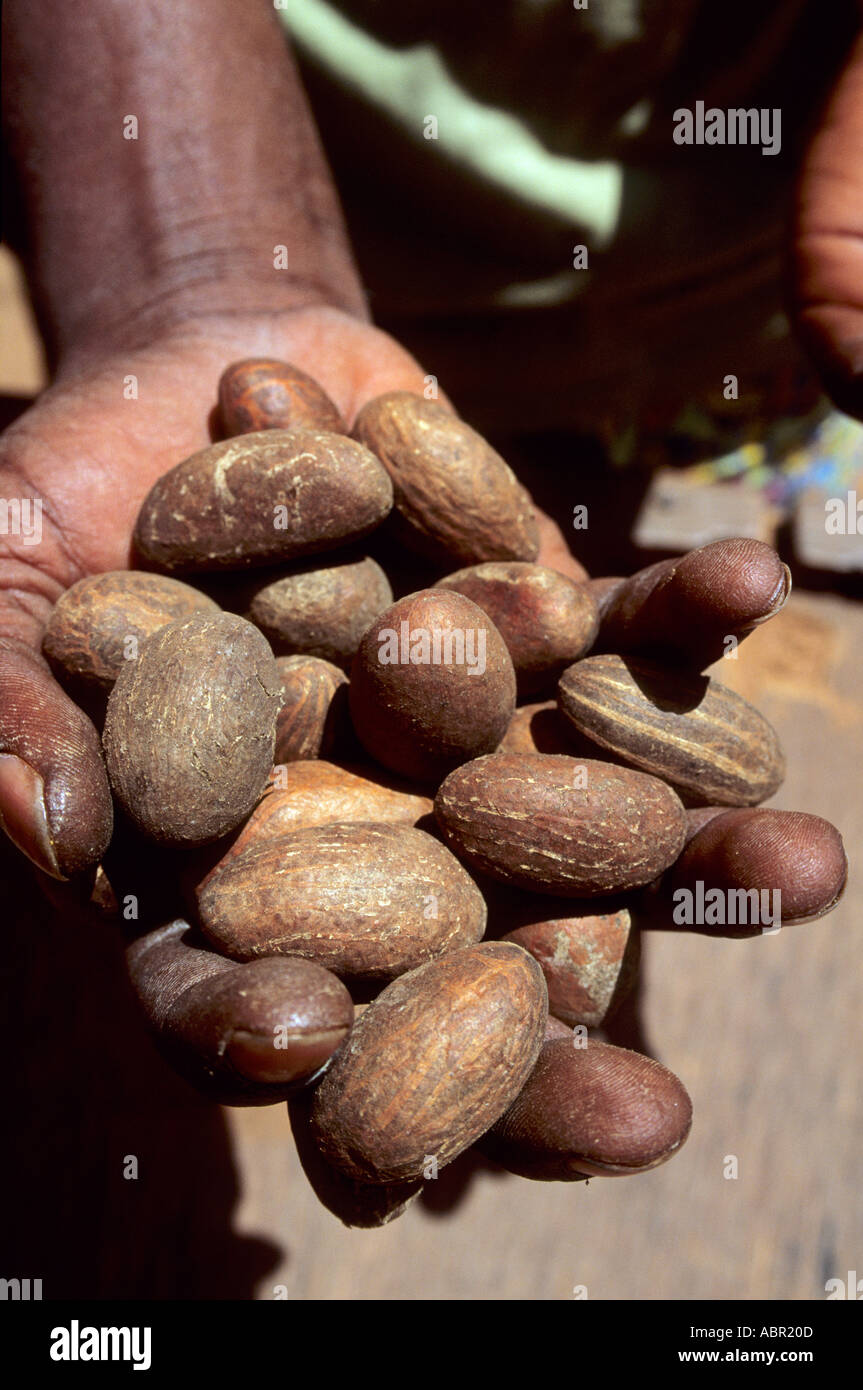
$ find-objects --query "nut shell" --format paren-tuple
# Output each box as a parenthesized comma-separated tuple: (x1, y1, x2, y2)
(134, 429, 393, 572)
(273, 655, 349, 763)
(349, 588, 516, 781)
(437, 562, 598, 694)
(353, 392, 539, 563)
(197, 821, 487, 980)
(102, 613, 280, 845)
(310, 942, 548, 1183)
(435, 752, 686, 896)
(558, 654, 785, 806)
(248, 556, 392, 666)
(502, 909, 637, 1028)
(218, 357, 345, 435)
(43, 570, 219, 690)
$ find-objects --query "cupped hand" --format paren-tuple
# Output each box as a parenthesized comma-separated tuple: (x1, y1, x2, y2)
(0, 310, 847, 1191)
(0, 305, 428, 879)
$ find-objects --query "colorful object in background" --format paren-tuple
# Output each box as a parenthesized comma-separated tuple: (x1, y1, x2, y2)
(631, 396, 863, 571)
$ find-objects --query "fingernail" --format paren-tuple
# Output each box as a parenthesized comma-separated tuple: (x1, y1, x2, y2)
(749, 563, 792, 627)
(0, 754, 64, 879)
(227, 1026, 347, 1084)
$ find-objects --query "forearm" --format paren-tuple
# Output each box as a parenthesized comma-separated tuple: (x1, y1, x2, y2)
(1, 0, 367, 368)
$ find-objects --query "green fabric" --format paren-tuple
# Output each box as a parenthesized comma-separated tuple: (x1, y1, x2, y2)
(276, 0, 623, 254)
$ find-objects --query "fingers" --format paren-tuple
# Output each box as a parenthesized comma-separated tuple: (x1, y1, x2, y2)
(598, 538, 790, 669)
(126, 920, 354, 1104)
(478, 1034, 692, 1180)
(642, 808, 847, 936)
(792, 29, 863, 418)
(288, 1089, 423, 1228)
(0, 635, 112, 878)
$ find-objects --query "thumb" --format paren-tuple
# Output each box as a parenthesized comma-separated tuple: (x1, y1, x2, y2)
(0, 621, 113, 879)
(793, 28, 863, 417)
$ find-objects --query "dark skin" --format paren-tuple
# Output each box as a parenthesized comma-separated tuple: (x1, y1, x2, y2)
(0, 2, 852, 1145)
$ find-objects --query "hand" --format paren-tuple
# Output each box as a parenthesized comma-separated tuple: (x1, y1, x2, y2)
(0, 304, 427, 880)
(793, 28, 863, 416)
(0, 310, 846, 1208)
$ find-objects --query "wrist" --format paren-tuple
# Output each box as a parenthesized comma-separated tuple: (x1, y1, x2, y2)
(51, 248, 369, 374)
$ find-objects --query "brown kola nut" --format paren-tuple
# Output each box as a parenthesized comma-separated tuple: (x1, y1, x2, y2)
(479, 1037, 693, 1180)
(233, 761, 432, 846)
(246, 555, 393, 667)
(42, 570, 220, 691)
(189, 761, 434, 897)
(218, 357, 346, 436)
(102, 613, 281, 846)
(435, 752, 687, 896)
(133, 429, 393, 572)
(558, 654, 785, 806)
(502, 909, 638, 1028)
(349, 588, 516, 782)
(196, 822, 487, 981)
(309, 942, 548, 1184)
(273, 655, 349, 763)
(436, 561, 599, 695)
(353, 391, 540, 564)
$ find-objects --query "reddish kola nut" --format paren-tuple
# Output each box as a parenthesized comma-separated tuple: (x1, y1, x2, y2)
(436, 561, 599, 696)
(218, 357, 346, 436)
(349, 588, 516, 782)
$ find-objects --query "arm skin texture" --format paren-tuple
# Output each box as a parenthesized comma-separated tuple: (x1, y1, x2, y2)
(1, 0, 368, 365)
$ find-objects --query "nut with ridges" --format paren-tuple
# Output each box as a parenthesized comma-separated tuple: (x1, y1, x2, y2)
(310, 942, 548, 1183)
(103, 613, 281, 846)
(557, 654, 785, 806)
(197, 821, 487, 980)
(189, 761, 434, 897)
(218, 357, 345, 436)
(435, 752, 686, 896)
(349, 588, 516, 782)
(353, 392, 539, 564)
(43, 570, 219, 691)
(274, 655, 349, 764)
(134, 429, 393, 572)
(223, 762, 431, 859)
